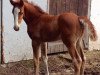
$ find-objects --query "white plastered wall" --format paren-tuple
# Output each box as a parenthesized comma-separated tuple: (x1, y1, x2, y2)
(90, 0, 100, 50)
(3, 0, 48, 63)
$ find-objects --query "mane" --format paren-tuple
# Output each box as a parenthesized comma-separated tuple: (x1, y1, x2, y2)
(24, 0, 46, 14)
(34, 5, 46, 14)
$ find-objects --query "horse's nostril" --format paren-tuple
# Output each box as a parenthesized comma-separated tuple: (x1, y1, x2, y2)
(14, 26, 19, 31)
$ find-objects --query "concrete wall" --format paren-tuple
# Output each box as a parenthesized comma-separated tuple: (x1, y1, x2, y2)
(3, 0, 48, 63)
(90, 0, 100, 50)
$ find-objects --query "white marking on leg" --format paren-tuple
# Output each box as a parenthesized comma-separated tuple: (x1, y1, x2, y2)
(42, 56, 49, 75)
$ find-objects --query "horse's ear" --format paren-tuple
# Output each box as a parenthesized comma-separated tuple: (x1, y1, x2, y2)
(19, 0, 24, 7)
(10, 0, 24, 7)
(10, 0, 15, 5)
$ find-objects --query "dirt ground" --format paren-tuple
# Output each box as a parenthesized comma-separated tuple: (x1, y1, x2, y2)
(0, 50, 100, 75)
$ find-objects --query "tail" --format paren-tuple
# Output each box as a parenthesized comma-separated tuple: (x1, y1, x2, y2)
(79, 16, 97, 41)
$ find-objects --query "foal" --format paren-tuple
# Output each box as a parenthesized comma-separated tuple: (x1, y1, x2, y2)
(10, 0, 97, 75)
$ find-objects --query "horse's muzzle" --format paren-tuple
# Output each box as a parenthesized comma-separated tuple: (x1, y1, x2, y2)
(14, 26, 19, 31)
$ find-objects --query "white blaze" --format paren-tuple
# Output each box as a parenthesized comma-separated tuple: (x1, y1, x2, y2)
(13, 7, 20, 27)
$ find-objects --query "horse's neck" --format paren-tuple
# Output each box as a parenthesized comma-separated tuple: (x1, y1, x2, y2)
(23, 2, 41, 25)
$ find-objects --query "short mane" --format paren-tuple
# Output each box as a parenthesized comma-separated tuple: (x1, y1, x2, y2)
(34, 5, 46, 14)
(24, 0, 46, 14)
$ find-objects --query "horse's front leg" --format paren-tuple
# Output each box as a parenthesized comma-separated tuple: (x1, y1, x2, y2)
(32, 41, 41, 75)
(41, 42, 49, 75)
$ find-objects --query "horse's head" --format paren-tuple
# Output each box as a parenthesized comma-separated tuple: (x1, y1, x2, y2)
(10, 0, 24, 31)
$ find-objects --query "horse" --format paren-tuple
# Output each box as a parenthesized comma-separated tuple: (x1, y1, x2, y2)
(10, 0, 97, 75)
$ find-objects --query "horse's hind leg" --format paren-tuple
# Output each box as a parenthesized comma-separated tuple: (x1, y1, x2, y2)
(41, 42, 49, 75)
(32, 41, 41, 75)
(76, 39, 86, 75)
(62, 38, 82, 75)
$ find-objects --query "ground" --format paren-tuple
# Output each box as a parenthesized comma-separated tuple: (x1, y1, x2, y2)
(0, 50, 100, 75)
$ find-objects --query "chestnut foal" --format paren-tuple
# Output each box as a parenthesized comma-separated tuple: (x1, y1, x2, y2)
(10, 0, 97, 75)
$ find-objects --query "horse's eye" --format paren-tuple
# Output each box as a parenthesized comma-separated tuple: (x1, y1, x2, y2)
(19, 12, 23, 15)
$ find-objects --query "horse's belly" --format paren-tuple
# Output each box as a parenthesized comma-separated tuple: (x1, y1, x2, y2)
(27, 30, 61, 42)
(41, 33, 61, 42)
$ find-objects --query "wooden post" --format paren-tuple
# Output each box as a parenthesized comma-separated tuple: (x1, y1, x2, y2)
(1, 0, 4, 64)
(0, 0, 1, 63)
